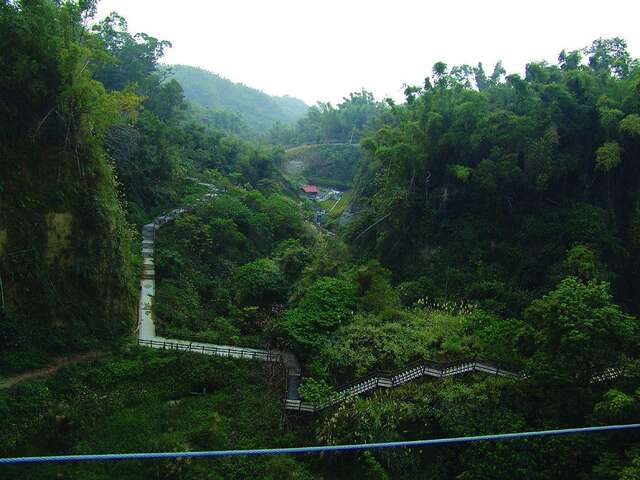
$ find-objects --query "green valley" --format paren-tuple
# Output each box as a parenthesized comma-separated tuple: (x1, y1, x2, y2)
(1, 1, 640, 479)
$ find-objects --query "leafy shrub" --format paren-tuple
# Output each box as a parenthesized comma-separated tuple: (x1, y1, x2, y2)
(595, 141, 622, 171)
(277, 276, 357, 351)
(298, 377, 335, 403)
(232, 258, 286, 307)
(318, 308, 476, 380)
(524, 276, 636, 382)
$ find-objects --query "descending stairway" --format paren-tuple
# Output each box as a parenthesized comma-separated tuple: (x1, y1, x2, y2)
(136, 187, 623, 415)
(283, 363, 624, 413)
(284, 360, 521, 413)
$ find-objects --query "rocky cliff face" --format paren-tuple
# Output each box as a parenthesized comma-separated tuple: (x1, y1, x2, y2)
(0, 135, 138, 371)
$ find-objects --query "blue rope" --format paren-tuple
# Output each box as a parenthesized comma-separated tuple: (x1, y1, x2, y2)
(2, 423, 639, 465)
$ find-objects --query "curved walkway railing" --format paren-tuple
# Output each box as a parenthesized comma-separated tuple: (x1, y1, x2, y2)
(136, 182, 624, 415)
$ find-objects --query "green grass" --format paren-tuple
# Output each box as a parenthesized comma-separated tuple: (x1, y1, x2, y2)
(319, 190, 352, 226)
(1, 348, 315, 479)
(0, 348, 53, 376)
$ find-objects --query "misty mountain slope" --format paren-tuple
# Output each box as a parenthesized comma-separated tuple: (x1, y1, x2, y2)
(168, 64, 308, 132)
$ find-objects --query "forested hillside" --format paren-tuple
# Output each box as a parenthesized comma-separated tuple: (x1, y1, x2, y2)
(153, 184, 314, 346)
(283, 144, 362, 189)
(0, 4, 293, 369)
(347, 44, 640, 316)
(272, 91, 380, 189)
(0, 1, 138, 372)
(169, 64, 308, 133)
(93, 13, 293, 224)
(2, 1, 640, 479)
(267, 90, 383, 146)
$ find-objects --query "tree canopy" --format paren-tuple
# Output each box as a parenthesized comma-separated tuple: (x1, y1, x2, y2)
(2, 3, 640, 478)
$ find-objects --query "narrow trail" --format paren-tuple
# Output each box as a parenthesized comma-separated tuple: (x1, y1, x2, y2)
(0, 351, 107, 389)
(137, 185, 623, 413)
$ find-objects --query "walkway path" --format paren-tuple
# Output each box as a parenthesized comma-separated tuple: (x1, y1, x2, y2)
(138, 209, 281, 361)
(285, 362, 623, 413)
(0, 351, 107, 389)
(135, 192, 523, 412)
(136, 187, 622, 414)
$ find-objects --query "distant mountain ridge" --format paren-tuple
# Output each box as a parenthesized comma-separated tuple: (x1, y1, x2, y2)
(167, 64, 308, 132)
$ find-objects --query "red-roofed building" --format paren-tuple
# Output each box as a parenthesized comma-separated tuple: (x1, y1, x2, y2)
(301, 185, 319, 198)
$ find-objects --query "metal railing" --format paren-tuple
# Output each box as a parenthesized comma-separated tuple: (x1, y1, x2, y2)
(138, 188, 626, 417)
(283, 359, 623, 413)
(284, 359, 520, 413)
(137, 338, 281, 363)
(151, 328, 243, 347)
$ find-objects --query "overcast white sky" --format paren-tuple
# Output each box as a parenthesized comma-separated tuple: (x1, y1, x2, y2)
(96, 0, 639, 106)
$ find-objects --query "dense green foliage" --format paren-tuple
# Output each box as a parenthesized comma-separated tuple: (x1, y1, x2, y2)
(267, 90, 384, 145)
(283, 144, 363, 189)
(347, 40, 640, 317)
(524, 276, 635, 382)
(0, 349, 315, 479)
(92, 14, 293, 224)
(0, 0, 138, 371)
(154, 185, 316, 345)
(276, 276, 357, 352)
(288, 39, 640, 479)
(3, 2, 640, 478)
(0, 0, 298, 371)
(169, 64, 309, 133)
